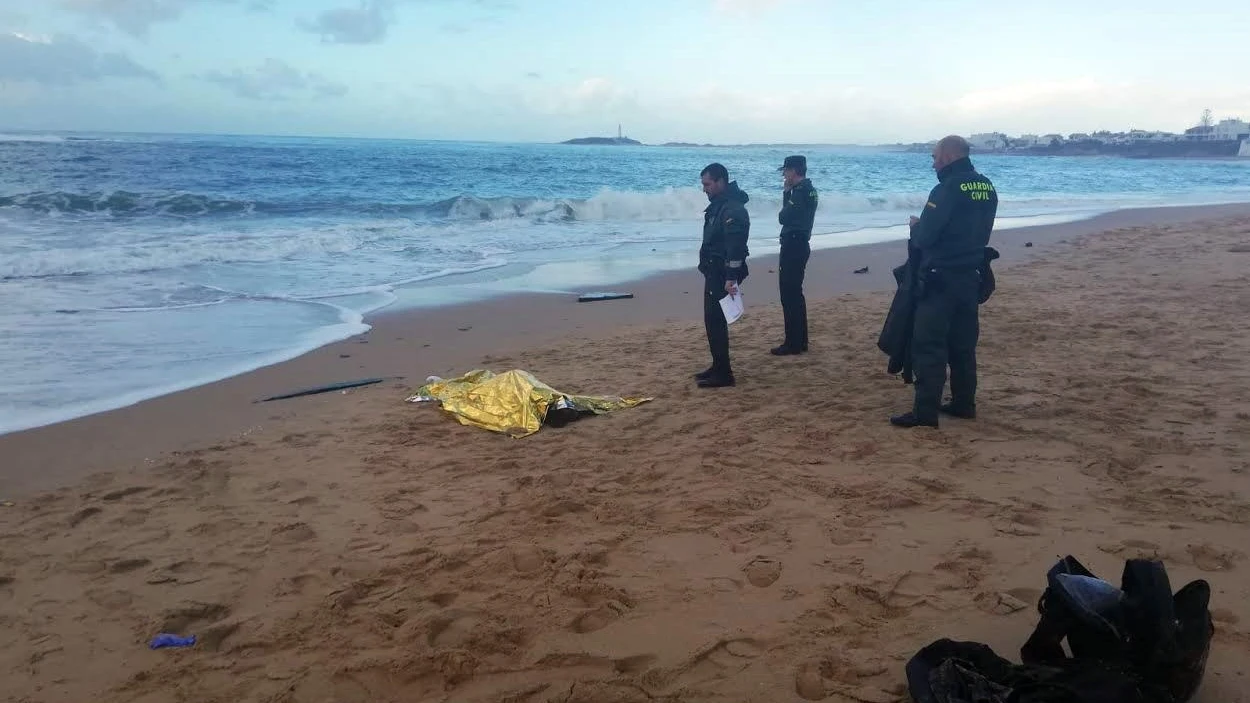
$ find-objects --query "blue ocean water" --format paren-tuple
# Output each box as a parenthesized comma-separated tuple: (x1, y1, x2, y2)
(2, 131, 1249, 435)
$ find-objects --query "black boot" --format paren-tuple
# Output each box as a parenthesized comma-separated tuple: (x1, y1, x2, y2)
(697, 372, 736, 388)
(890, 412, 938, 428)
(770, 344, 803, 356)
(694, 367, 716, 380)
(940, 402, 976, 419)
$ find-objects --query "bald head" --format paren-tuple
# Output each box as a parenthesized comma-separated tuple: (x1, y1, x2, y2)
(931, 135, 970, 172)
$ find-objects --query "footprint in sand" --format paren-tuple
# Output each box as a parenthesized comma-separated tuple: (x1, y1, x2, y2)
(511, 546, 547, 573)
(974, 591, 1031, 616)
(428, 592, 459, 607)
(571, 606, 622, 634)
(569, 590, 633, 634)
(540, 500, 586, 518)
(270, 522, 317, 545)
(1212, 608, 1240, 625)
(647, 638, 764, 690)
(1098, 539, 1161, 559)
(160, 601, 231, 634)
(614, 654, 658, 674)
(795, 661, 828, 700)
(744, 557, 782, 588)
(1187, 543, 1241, 572)
(68, 507, 101, 528)
(427, 610, 484, 647)
(101, 486, 150, 502)
(108, 558, 151, 574)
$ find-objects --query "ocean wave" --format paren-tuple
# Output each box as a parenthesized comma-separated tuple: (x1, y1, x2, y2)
(0, 190, 256, 217)
(428, 188, 929, 221)
(0, 186, 930, 222)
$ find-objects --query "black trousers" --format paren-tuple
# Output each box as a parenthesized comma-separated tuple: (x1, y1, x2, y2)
(911, 269, 980, 422)
(703, 270, 731, 374)
(779, 239, 810, 349)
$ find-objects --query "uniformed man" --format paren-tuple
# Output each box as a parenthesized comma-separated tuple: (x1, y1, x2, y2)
(694, 162, 750, 388)
(891, 135, 998, 428)
(772, 155, 818, 355)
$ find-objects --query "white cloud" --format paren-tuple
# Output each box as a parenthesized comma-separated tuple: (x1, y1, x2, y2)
(201, 58, 348, 100)
(56, 0, 267, 37)
(0, 31, 158, 84)
(712, 0, 788, 14)
(299, 0, 394, 45)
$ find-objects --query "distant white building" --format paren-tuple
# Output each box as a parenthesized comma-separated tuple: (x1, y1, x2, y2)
(1119, 129, 1175, 141)
(1213, 119, 1250, 141)
(969, 132, 1009, 150)
(1186, 118, 1249, 141)
(1239, 139, 1250, 157)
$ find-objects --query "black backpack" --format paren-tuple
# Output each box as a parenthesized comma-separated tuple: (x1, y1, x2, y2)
(907, 555, 1214, 703)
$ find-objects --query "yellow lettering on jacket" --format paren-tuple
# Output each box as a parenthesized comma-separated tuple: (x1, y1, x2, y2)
(959, 180, 996, 201)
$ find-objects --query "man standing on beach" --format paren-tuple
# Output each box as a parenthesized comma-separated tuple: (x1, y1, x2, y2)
(891, 135, 997, 428)
(695, 163, 751, 388)
(772, 155, 818, 356)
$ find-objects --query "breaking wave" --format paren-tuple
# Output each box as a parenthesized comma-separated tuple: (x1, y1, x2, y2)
(0, 187, 928, 221)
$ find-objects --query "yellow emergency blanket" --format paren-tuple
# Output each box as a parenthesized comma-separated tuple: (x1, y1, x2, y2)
(406, 369, 651, 438)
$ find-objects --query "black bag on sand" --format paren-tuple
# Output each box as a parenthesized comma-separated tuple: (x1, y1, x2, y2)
(906, 555, 1214, 703)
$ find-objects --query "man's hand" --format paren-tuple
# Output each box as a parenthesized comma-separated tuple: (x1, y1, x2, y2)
(909, 216, 920, 228)
(724, 280, 738, 296)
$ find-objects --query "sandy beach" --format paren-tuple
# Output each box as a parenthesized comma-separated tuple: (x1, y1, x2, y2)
(3, 204, 1250, 702)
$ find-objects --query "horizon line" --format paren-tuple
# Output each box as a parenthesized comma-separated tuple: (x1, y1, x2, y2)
(0, 126, 943, 148)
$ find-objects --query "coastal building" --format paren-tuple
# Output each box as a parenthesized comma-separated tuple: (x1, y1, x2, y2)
(1125, 129, 1174, 141)
(1186, 118, 1248, 141)
(1239, 139, 1250, 157)
(969, 132, 1010, 151)
(1213, 118, 1250, 141)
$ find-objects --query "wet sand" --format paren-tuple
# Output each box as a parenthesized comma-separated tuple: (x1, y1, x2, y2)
(2, 203, 1250, 702)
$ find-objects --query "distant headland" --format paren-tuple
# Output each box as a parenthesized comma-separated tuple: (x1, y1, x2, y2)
(561, 136, 642, 146)
(561, 124, 642, 146)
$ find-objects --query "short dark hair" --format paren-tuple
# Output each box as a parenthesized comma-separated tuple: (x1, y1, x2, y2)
(700, 162, 729, 183)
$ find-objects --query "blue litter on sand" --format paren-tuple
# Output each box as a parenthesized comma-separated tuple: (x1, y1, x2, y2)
(150, 633, 196, 649)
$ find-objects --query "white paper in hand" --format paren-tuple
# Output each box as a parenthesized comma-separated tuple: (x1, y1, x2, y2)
(720, 284, 744, 324)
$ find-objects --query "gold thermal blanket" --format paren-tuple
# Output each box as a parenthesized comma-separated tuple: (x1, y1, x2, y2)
(406, 369, 651, 437)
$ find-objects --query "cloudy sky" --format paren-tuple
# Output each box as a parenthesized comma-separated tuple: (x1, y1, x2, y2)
(1, 0, 1247, 144)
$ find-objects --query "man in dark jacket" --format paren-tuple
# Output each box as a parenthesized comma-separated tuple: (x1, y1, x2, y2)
(694, 162, 750, 388)
(771, 155, 818, 355)
(891, 135, 997, 428)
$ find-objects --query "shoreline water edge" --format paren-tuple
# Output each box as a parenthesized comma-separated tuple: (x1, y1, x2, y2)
(4, 201, 1250, 497)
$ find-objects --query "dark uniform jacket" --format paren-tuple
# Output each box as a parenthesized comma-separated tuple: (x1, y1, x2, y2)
(877, 240, 922, 383)
(699, 181, 751, 283)
(911, 156, 998, 270)
(778, 177, 818, 242)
